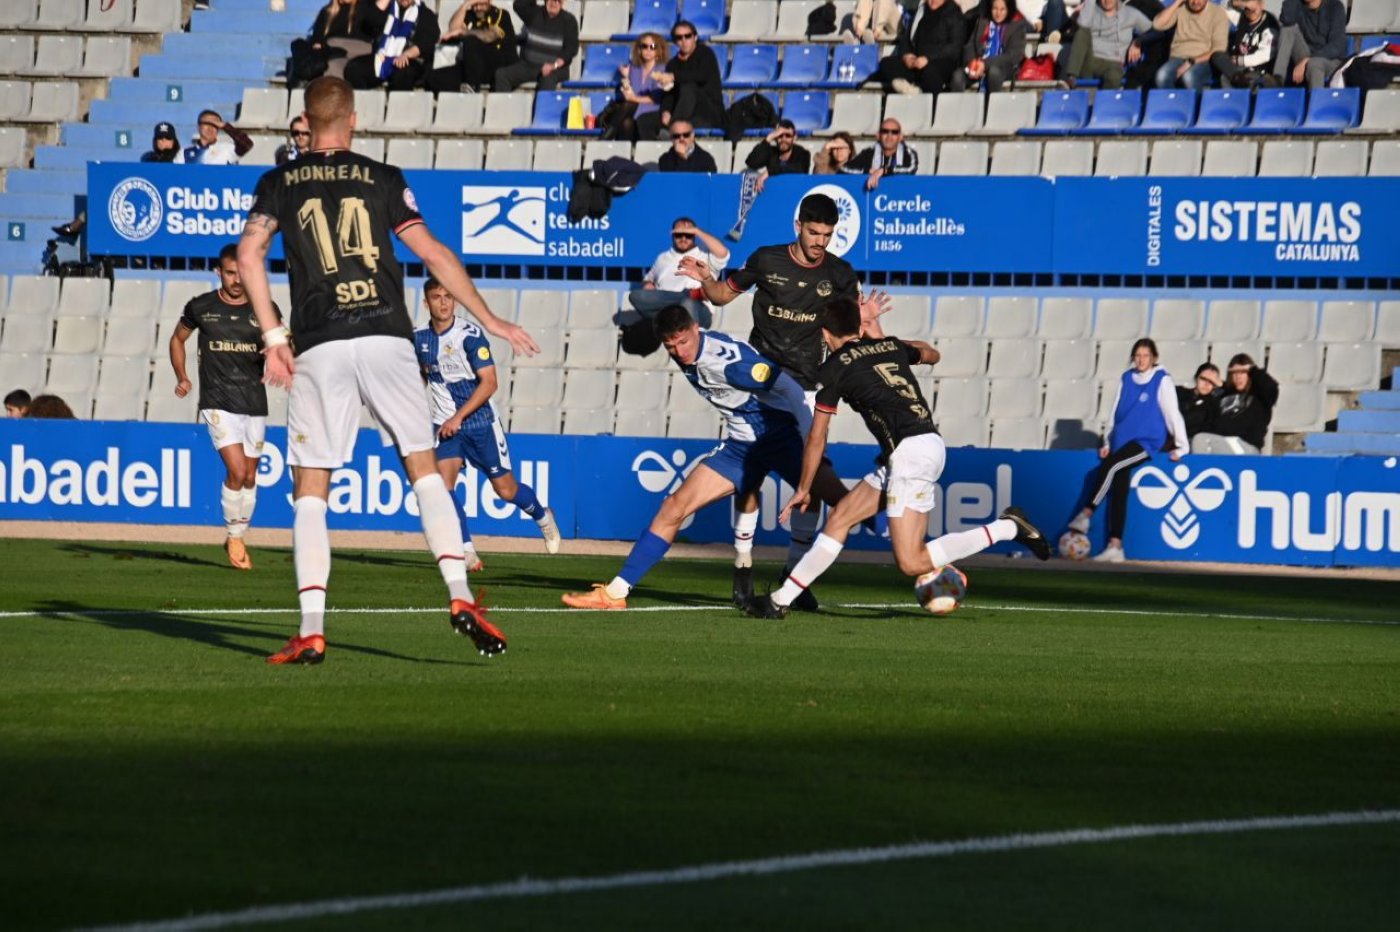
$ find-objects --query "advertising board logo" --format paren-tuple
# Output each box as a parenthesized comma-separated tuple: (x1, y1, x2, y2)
(796, 184, 860, 257)
(461, 186, 546, 256)
(108, 177, 163, 242)
(631, 449, 705, 495)
(1131, 463, 1233, 549)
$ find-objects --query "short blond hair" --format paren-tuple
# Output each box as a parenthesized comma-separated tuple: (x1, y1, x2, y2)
(304, 76, 354, 130)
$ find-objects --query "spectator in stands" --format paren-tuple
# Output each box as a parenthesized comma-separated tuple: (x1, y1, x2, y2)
(813, 132, 859, 174)
(627, 217, 730, 328)
(293, 0, 387, 84)
(1152, 0, 1229, 89)
(141, 121, 181, 163)
(494, 0, 579, 93)
(878, 0, 967, 97)
(276, 116, 311, 166)
(1177, 361, 1222, 438)
(346, 0, 440, 90)
(951, 0, 1029, 92)
(1273, 0, 1346, 90)
(743, 119, 812, 192)
(1210, 0, 1279, 88)
(656, 20, 726, 133)
(1019, 0, 1078, 40)
(4, 389, 30, 418)
(600, 32, 668, 142)
(428, 0, 518, 92)
(841, 0, 904, 43)
(848, 119, 919, 190)
(1192, 353, 1278, 454)
(657, 120, 718, 173)
(1059, 0, 1152, 90)
(175, 110, 254, 165)
(27, 395, 76, 419)
(1067, 338, 1189, 563)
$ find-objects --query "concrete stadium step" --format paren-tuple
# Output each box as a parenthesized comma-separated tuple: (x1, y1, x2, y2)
(163, 32, 292, 59)
(189, 9, 306, 39)
(89, 99, 225, 129)
(0, 192, 81, 219)
(3, 167, 83, 196)
(0, 240, 47, 274)
(33, 144, 113, 171)
(137, 53, 280, 83)
(1357, 389, 1400, 410)
(1305, 431, 1400, 456)
(1337, 409, 1400, 433)
(106, 76, 250, 107)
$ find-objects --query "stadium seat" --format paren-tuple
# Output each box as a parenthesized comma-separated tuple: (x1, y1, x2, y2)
(1258, 139, 1314, 176)
(828, 410, 874, 445)
(983, 297, 1037, 339)
(683, 0, 728, 39)
(568, 290, 619, 330)
(563, 407, 614, 435)
(581, 0, 631, 41)
(1295, 88, 1361, 134)
(615, 0, 679, 40)
(1240, 88, 1306, 134)
(1370, 139, 1400, 175)
(1266, 342, 1324, 382)
(880, 295, 931, 337)
(987, 341, 1041, 379)
(1272, 382, 1325, 432)
(616, 370, 670, 410)
(1193, 89, 1251, 135)
(1149, 300, 1205, 341)
(726, 44, 780, 87)
(818, 44, 879, 89)
(633, 139, 669, 165)
(435, 138, 484, 170)
(1319, 301, 1375, 342)
(352, 89, 386, 131)
(477, 287, 518, 323)
(533, 139, 583, 171)
(1149, 140, 1202, 176)
(1204, 301, 1262, 343)
(990, 417, 1045, 451)
(517, 290, 569, 330)
(816, 91, 880, 136)
(0, 126, 25, 168)
(134, 0, 182, 31)
(95, 354, 150, 401)
(780, 92, 830, 134)
(386, 138, 433, 169)
(8, 274, 59, 316)
(1375, 301, 1400, 346)
(45, 354, 98, 400)
(936, 416, 989, 448)
(1153, 340, 1206, 382)
(936, 141, 988, 175)
(146, 366, 197, 423)
(1313, 140, 1369, 177)
(381, 91, 434, 133)
(714, 1, 777, 42)
(928, 93, 984, 136)
(0, 0, 34, 28)
(583, 139, 632, 165)
(25, 0, 84, 29)
(931, 338, 988, 377)
(514, 329, 565, 368)
(973, 92, 1037, 136)
(932, 296, 984, 338)
(0, 351, 45, 394)
(1094, 300, 1149, 340)
(1020, 90, 1091, 135)
(482, 93, 534, 134)
(775, 0, 824, 40)
(0, 36, 34, 75)
(102, 319, 157, 358)
(57, 278, 108, 318)
(1261, 300, 1318, 341)
(567, 44, 629, 88)
(425, 92, 485, 134)
(1094, 140, 1147, 176)
(22, 35, 82, 77)
(933, 377, 988, 417)
(1209, 341, 1264, 369)
(668, 372, 714, 413)
(483, 138, 533, 171)
(1039, 139, 1094, 176)
(51, 316, 101, 355)
(0, 82, 31, 121)
(667, 410, 721, 438)
(1322, 343, 1381, 390)
(77, 0, 132, 30)
(774, 46, 829, 87)
(884, 94, 934, 136)
(1347, 89, 1400, 135)
(614, 409, 665, 437)
(563, 369, 616, 409)
(20, 81, 80, 123)
(1042, 378, 1099, 421)
(349, 137, 384, 161)
(1200, 139, 1257, 176)
(989, 140, 1041, 175)
(1038, 299, 1093, 340)
(108, 279, 160, 321)
(1071, 89, 1142, 135)
(1126, 89, 1197, 135)
(518, 92, 576, 135)
(1346, 0, 1398, 32)
(510, 368, 565, 407)
(511, 405, 563, 434)
(1, 314, 51, 354)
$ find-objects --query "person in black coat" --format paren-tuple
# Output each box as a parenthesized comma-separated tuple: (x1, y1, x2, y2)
(656, 20, 726, 131)
(344, 0, 440, 90)
(1176, 361, 1222, 439)
(428, 0, 518, 92)
(1191, 354, 1279, 454)
(656, 120, 718, 172)
(878, 0, 967, 96)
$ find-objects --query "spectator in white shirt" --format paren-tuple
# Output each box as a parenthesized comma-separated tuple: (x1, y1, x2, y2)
(626, 218, 730, 328)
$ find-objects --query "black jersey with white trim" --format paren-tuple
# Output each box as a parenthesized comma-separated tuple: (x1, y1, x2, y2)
(180, 290, 276, 416)
(249, 150, 421, 355)
(725, 244, 859, 391)
(815, 337, 936, 461)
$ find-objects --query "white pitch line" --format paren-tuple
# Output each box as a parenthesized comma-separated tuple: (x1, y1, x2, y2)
(80, 809, 1400, 932)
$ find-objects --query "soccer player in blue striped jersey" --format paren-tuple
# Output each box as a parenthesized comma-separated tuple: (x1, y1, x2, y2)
(415, 278, 560, 568)
(561, 304, 850, 611)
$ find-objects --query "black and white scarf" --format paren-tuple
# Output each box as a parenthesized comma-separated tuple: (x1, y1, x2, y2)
(374, 1, 419, 80)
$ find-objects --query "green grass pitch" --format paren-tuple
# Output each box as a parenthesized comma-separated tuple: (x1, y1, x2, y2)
(1, 536, 1398, 930)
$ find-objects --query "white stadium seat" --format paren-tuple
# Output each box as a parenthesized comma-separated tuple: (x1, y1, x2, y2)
(667, 410, 721, 439)
(990, 417, 1045, 451)
(1093, 299, 1149, 340)
(614, 409, 665, 437)
(51, 316, 102, 355)
(510, 368, 564, 407)
(1042, 379, 1099, 421)
(936, 416, 990, 448)
(1273, 383, 1326, 432)
(987, 340, 1040, 379)
(2, 315, 52, 354)
(932, 377, 988, 417)
(1260, 301, 1318, 342)
(1040, 339, 1096, 380)
(1321, 343, 1381, 390)
(982, 297, 1037, 338)
(565, 329, 619, 368)
(511, 406, 562, 434)
(989, 378, 1041, 419)
(1266, 342, 1324, 383)
(1038, 298, 1093, 339)
(1318, 301, 1375, 343)
(1148, 300, 1205, 341)
(931, 296, 984, 337)
(1204, 300, 1262, 343)
(562, 369, 615, 409)
(930, 338, 987, 377)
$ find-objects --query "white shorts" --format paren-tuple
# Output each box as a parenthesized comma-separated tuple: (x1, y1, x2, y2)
(861, 432, 946, 518)
(200, 409, 266, 457)
(286, 335, 434, 469)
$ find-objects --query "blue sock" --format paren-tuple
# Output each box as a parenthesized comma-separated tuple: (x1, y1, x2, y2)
(452, 484, 473, 545)
(509, 482, 545, 520)
(618, 530, 671, 587)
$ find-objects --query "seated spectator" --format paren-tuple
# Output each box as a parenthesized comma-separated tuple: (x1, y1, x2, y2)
(174, 111, 253, 165)
(346, 0, 440, 91)
(5, 389, 30, 418)
(1192, 354, 1278, 455)
(494, 0, 579, 92)
(1060, 0, 1152, 90)
(813, 131, 860, 174)
(1176, 362, 1222, 439)
(428, 0, 518, 92)
(1152, 0, 1229, 89)
(141, 121, 180, 163)
(27, 394, 76, 419)
(878, 0, 967, 97)
(290, 0, 386, 85)
(951, 0, 1028, 92)
(848, 119, 919, 190)
(600, 32, 668, 142)
(841, 0, 904, 43)
(627, 218, 730, 328)
(743, 119, 812, 192)
(276, 116, 310, 166)
(656, 20, 726, 132)
(1020, 0, 1078, 39)
(1211, 0, 1279, 88)
(1272, 0, 1346, 90)
(657, 121, 718, 173)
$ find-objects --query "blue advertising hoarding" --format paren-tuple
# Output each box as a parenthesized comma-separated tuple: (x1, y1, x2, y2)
(4, 420, 1397, 568)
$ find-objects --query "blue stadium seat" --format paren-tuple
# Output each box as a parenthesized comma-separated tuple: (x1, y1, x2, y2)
(1359, 35, 1400, 53)
(724, 89, 780, 134)
(1192, 89, 1251, 134)
(773, 46, 829, 87)
(682, 0, 727, 39)
(780, 91, 830, 135)
(1239, 88, 1306, 134)
(1019, 91, 1090, 135)
(614, 0, 679, 40)
(515, 92, 604, 136)
(1294, 88, 1361, 134)
(565, 44, 630, 88)
(1125, 89, 1198, 135)
(816, 44, 879, 89)
(1068, 89, 1142, 135)
(726, 44, 780, 88)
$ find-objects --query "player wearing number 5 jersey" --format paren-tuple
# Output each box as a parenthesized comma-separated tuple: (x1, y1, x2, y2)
(237, 76, 539, 665)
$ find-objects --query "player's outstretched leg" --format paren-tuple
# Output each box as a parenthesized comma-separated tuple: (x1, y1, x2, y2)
(413, 472, 506, 656)
(999, 506, 1051, 561)
(268, 495, 331, 664)
(561, 530, 670, 610)
(921, 507, 1047, 571)
(782, 509, 823, 611)
(222, 482, 253, 570)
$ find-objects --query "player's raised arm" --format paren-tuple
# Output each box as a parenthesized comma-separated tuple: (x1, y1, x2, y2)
(398, 223, 540, 357)
(859, 288, 892, 337)
(677, 254, 740, 306)
(906, 340, 941, 366)
(782, 405, 832, 523)
(236, 211, 294, 388)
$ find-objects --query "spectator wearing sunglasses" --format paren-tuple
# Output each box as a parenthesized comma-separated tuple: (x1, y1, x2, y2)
(847, 119, 918, 190)
(276, 116, 311, 166)
(494, 0, 578, 92)
(743, 119, 812, 192)
(657, 120, 718, 173)
(174, 109, 254, 165)
(655, 20, 725, 133)
(627, 218, 731, 329)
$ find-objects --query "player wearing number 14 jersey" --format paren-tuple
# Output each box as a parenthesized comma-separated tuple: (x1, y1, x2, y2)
(237, 76, 539, 665)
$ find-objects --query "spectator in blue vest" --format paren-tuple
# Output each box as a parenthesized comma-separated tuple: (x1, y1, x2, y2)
(1067, 338, 1189, 562)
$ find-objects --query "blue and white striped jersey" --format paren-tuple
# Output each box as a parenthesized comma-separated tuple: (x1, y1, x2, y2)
(414, 318, 499, 430)
(678, 331, 810, 442)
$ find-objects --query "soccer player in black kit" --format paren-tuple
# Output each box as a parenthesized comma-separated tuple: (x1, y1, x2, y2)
(744, 298, 1050, 619)
(168, 242, 281, 571)
(236, 76, 538, 665)
(680, 193, 889, 608)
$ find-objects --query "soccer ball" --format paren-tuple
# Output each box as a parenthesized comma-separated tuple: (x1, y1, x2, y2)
(914, 565, 967, 616)
(1058, 530, 1091, 561)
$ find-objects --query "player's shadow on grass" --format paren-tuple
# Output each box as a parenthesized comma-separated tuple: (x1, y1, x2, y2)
(58, 543, 227, 569)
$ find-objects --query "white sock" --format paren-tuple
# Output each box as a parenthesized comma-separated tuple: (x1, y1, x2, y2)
(221, 485, 242, 537)
(413, 475, 472, 604)
(925, 519, 1016, 569)
(604, 577, 631, 600)
(293, 496, 330, 638)
(733, 509, 758, 569)
(786, 508, 821, 574)
(237, 486, 258, 531)
(774, 533, 844, 607)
